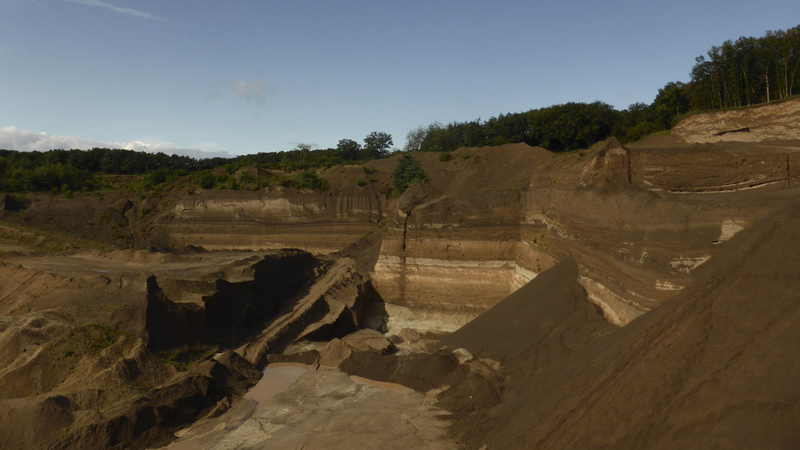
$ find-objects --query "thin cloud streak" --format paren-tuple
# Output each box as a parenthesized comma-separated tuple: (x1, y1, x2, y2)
(61, 0, 171, 22)
(0, 125, 230, 159)
(205, 78, 272, 106)
(29, 0, 49, 11)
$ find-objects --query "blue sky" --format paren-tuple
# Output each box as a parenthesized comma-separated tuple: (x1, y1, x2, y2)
(1, 0, 799, 157)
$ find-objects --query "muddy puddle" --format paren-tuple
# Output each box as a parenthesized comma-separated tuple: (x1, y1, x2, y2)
(243, 363, 309, 403)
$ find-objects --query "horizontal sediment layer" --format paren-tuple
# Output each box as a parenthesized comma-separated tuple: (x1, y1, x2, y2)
(165, 223, 376, 254)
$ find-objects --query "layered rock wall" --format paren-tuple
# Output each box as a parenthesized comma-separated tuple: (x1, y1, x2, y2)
(671, 97, 800, 143)
(136, 105, 800, 328)
(163, 187, 391, 253)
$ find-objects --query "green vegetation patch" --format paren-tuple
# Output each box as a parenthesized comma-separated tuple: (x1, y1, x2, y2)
(157, 344, 217, 372)
(392, 154, 429, 196)
(61, 322, 129, 357)
(290, 169, 327, 190)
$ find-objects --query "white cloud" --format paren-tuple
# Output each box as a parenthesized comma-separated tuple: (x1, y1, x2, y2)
(1, 125, 101, 151)
(205, 78, 272, 105)
(61, 0, 171, 22)
(0, 125, 230, 159)
(230, 79, 268, 105)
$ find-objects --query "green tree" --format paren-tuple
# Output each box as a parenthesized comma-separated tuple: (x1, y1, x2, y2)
(403, 126, 426, 152)
(294, 143, 313, 163)
(392, 154, 428, 195)
(336, 139, 361, 160)
(653, 81, 690, 128)
(363, 132, 393, 159)
(291, 169, 327, 190)
(193, 172, 216, 189)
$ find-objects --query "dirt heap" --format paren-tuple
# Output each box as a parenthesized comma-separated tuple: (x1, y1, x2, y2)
(439, 257, 613, 380)
(445, 203, 800, 449)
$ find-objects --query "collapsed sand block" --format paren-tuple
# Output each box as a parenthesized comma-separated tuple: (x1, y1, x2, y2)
(237, 257, 386, 368)
(317, 329, 394, 368)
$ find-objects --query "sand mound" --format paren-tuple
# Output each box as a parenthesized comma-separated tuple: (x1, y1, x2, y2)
(439, 258, 613, 379)
(451, 203, 800, 449)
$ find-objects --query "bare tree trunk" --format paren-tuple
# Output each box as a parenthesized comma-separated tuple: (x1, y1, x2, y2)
(742, 66, 751, 106)
(785, 59, 789, 99)
(723, 78, 729, 107)
(766, 66, 771, 103)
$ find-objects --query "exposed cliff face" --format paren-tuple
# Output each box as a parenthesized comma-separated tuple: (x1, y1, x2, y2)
(672, 97, 800, 143)
(368, 135, 799, 327)
(371, 145, 555, 326)
(161, 167, 394, 254)
(3, 101, 798, 332)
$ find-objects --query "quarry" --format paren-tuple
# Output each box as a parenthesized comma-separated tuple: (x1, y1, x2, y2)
(2, 99, 800, 449)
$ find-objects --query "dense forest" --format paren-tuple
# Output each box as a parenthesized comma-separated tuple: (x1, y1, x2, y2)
(0, 132, 393, 193)
(406, 25, 799, 153)
(1, 25, 798, 194)
(690, 27, 800, 109)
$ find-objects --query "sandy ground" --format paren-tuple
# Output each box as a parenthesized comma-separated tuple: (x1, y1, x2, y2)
(159, 367, 455, 450)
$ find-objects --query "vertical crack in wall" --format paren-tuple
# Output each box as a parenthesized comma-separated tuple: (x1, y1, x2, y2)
(399, 210, 411, 306)
(736, 158, 742, 191)
(371, 184, 383, 222)
(787, 154, 791, 187)
(121, 200, 137, 249)
(626, 148, 633, 184)
(401, 210, 411, 253)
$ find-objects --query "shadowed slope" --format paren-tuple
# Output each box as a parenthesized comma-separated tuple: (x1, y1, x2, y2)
(438, 258, 613, 379)
(455, 204, 800, 449)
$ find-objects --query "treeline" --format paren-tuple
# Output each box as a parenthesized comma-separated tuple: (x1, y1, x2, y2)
(404, 92, 683, 153)
(2, 25, 798, 194)
(224, 131, 393, 172)
(0, 131, 394, 193)
(690, 26, 800, 109)
(405, 102, 619, 153)
(0, 148, 222, 193)
(405, 25, 799, 153)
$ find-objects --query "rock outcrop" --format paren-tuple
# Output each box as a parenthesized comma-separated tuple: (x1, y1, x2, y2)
(0, 249, 385, 449)
(672, 97, 800, 143)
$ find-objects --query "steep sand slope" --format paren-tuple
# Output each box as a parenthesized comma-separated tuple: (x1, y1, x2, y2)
(439, 258, 613, 380)
(452, 201, 800, 449)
